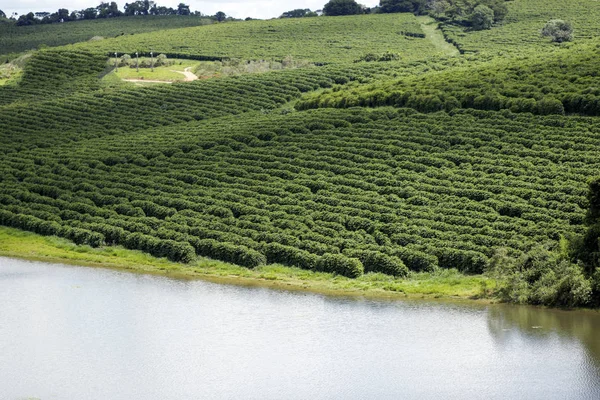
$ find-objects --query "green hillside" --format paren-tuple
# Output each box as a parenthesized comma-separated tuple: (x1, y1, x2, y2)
(440, 0, 600, 55)
(2, 107, 598, 273)
(297, 39, 600, 116)
(2, 1, 600, 306)
(0, 15, 212, 58)
(66, 13, 440, 63)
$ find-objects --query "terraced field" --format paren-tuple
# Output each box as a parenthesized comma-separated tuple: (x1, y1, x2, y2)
(2, 2, 600, 304)
(66, 13, 440, 63)
(2, 107, 599, 277)
(0, 15, 212, 58)
(440, 0, 600, 55)
(297, 39, 600, 116)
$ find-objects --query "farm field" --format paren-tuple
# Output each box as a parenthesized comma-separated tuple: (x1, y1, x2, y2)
(1, 0, 600, 306)
(0, 15, 212, 59)
(2, 107, 599, 275)
(297, 39, 600, 116)
(440, 0, 600, 55)
(66, 13, 441, 64)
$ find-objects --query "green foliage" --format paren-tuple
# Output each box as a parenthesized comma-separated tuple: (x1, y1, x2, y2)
(438, 0, 598, 56)
(280, 9, 318, 18)
(488, 247, 592, 307)
(323, 0, 363, 16)
(379, 0, 427, 14)
(298, 40, 600, 116)
(2, 1, 600, 299)
(587, 177, 600, 223)
(541, 19, 574, 43)
(572, 177, 600, 275)
(348, 250, 409, 276)
(316, 253, 364, 277)
(470, 5, 494, 31)
(64, 13, 432, 64)
(355, 51, 400, 62)
(0, 15, 212, 57)
(2, 104, 597, 278)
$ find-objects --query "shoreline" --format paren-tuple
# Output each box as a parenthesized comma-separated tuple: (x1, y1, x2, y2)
(0, 226, 495, 304)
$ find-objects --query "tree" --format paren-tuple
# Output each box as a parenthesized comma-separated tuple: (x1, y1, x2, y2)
(97, 2, 122, 18)
(470, 4, 494, 30)
(428, 0, 507, 24)
(480, 0, 507, 22)
(151, 6, 176, 15)
(280, 9, 317, 18)
(215, 11, 226, 22)
(82, 7, 98, 20)
(323, 0, 362, 16)
(542, 19, 573, 43)
(575, 177, 600, 275)
(125, 1, 153, 16)
(57, 8, 71, 21)
(428, 0, 450, 17)
(16, 12, 38, 26)
(379, 0, 426, 14)
(0, 10, 5, 18)
(177, 3, 191, 15)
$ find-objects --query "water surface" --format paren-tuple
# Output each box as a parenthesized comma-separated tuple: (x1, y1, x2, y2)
(1, 257, 599, 399)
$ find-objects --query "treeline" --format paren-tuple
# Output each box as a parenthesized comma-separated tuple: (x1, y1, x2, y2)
(10, 2, 204, 27)
(318, 0, 508, 29)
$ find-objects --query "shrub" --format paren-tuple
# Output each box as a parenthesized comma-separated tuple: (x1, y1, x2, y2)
(488, 247, 592, 307)
(535, 97, 564, 115)
(391, 248, 438, 272)
(435, 247, 488, 273)
(190, 238, 265, 268)
(316, 253, 364, 278)
(348, 250, 409, 277)
(541, 20, 573, 43)
(160, 240, 196, 263)
(264, 242, 319, 269)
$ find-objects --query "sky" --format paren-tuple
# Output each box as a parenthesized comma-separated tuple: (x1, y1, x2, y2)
(2, 0, 380, 20)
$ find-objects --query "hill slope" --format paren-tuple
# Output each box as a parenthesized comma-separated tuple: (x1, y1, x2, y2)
(2, 2, 600, 305)
(66, 14, 440, 63)
(0, 15, 212, 58)
(297, 39, 600, 116)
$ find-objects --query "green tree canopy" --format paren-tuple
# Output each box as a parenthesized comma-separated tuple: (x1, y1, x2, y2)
(177, 3, 190, 15)
(323, 0, 362, 16)
(471, 4, 494, 30)
(542, 19, 574, 43)
(379, 0, 426, 14)
(280, 8, 317, 18)
(215, 11, 226, 21)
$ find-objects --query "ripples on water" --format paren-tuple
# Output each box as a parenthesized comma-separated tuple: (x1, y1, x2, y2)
(0, 257, 599, 399)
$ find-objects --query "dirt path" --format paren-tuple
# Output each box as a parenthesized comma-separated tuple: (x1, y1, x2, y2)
(172, 67, 198, 82)
(417, 16, 460, 57)
(122, 67, 198, 84)
(122, 79, 173, 83)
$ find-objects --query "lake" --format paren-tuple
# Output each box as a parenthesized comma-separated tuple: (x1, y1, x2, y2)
(1, 257, 599, 399)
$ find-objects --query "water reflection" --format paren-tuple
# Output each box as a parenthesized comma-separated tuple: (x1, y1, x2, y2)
(1, 257, 600, 400)
(488, 304, 600, 369)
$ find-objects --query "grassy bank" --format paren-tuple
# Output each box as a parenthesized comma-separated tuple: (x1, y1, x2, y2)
(0, 226, 493, 301)
(111, 59, 199, 82)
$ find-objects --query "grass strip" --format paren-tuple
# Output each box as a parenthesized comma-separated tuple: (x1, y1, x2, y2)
(0, 226, 494, 302)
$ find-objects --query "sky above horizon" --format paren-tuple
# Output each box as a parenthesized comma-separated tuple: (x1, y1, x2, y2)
(2, 0, 380, 20)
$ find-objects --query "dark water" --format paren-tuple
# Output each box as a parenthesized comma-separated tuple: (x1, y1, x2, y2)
(1, 257, 599, 400)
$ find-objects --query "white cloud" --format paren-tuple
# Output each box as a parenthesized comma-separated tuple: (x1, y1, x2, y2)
(2, 0, 379, 20)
